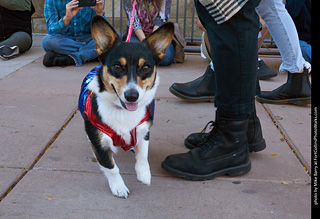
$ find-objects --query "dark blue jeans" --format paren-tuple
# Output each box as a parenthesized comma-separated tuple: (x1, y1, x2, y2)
(42, 33, 98, 66)
(195, 0, 261, 115)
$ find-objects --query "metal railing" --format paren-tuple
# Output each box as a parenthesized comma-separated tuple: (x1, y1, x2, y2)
(105, 0, 279, 55)
(105, 0, 200, 41)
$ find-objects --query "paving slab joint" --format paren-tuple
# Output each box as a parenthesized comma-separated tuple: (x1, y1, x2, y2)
(261, 103, 311, 176)
(0, 108, 79, 203)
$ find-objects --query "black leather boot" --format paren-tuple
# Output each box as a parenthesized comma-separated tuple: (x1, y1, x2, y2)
(257, 60, 277, 80)
(169, 65, 215, 102)
(185, 108, 266, 153)
(162, 111, 251, 180)
(256, 68, 311, 105)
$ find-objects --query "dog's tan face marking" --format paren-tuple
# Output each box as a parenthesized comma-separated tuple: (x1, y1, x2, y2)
(102, 66, 127, 95)
(138, 58, 146, 67)
(137, 67, 157, 90)
(101, 66, 115, 93)
(119, 57, 127, 66)
(135, 58, 156, 90)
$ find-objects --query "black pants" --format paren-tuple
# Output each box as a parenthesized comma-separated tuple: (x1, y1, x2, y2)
(195, 0, 261, 115)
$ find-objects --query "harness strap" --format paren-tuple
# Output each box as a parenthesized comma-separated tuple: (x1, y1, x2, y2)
(84, 91, 151, 152)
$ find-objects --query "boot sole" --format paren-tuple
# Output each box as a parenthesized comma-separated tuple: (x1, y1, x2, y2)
(256, 95, 311, 106)
(185, 138, 266, 153)
(161, 160, 251, 181)
(169, 86, 215, 103)
(258, 74, 277, 80)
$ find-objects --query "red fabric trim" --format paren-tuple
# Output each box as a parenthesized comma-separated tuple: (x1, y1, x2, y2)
(84, 91, 151, 151)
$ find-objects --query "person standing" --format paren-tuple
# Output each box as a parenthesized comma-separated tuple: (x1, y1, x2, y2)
(162, 0, 265, 180)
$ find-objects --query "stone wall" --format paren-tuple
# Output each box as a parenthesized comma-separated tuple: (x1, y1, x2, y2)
(31, 0, 46, 33)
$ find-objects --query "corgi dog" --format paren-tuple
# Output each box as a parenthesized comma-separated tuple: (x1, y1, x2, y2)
(78, 15, 174, 198)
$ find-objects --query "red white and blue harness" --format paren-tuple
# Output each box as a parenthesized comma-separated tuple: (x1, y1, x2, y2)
(79, 5, 151, 152)
(78, 65, 154, 153)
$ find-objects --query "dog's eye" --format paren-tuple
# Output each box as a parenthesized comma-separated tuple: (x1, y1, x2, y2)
(113, 64, 121, 71)
(142, 64, 151, 72)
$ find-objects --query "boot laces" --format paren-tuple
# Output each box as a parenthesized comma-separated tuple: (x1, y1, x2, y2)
(200, 121, 215, 134)
(199, 120, 226, 151)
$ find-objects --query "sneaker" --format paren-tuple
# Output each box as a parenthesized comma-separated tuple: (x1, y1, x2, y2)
(0, 45, 20, 60)
(257, 60, 277, 80)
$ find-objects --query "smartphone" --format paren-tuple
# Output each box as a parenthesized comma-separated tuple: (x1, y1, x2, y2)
(78, 0, 96, 7)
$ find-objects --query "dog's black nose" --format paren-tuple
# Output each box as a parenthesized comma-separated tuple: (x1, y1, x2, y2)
(124, 89, 139, 102)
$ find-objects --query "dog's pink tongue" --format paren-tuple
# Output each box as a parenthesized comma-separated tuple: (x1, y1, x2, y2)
(125, 103, 138, 111)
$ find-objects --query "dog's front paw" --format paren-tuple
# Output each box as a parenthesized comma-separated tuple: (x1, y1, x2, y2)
(109, 182, 130, 199)
(135, 161, 151, 186)
(137, 171, 151, 186)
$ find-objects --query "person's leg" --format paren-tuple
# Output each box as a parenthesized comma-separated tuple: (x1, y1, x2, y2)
(256, 0, 311, 105)
(203, 2, 259, 115)
(42, 34, 84, 55)
(42, 34, 98, 66)
(299, 40, 311, 63)
(68, 34, 99, 66)
(0, 32, 32, 53)
(42, 34, 96, 66)
(162, 0, 261, 180)
(173, 0, 260, 112)
(42, 34, 78, 67)
(256, 0, 307, 73)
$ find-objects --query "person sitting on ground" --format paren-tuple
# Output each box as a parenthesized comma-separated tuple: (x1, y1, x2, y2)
(123, 0, 174, 66)
(0, 0, 35, 60)
(42, 0, 105, 67)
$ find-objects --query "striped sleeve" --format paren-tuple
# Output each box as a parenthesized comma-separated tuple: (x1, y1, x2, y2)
(199, 0, 248, 24)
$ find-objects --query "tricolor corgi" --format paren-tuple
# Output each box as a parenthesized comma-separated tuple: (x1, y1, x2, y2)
(78, 15, 174, 198)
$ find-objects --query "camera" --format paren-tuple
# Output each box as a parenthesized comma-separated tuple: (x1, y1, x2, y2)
(78, 0, 96, 7)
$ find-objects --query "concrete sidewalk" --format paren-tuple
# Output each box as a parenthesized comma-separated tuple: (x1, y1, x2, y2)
(0, 36, 311, 218)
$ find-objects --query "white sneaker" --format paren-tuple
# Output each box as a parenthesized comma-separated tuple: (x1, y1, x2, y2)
(0, 45, 20, 60)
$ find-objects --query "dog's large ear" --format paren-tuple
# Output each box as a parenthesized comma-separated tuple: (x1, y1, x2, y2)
(145, 22, 175, 59)
(91, 15, 119, 55)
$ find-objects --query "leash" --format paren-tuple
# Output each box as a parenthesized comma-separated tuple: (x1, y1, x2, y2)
(126, 0, 137, 42)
